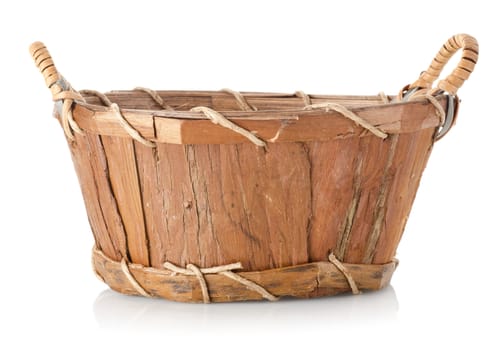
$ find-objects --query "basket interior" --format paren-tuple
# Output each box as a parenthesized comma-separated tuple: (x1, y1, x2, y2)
(81, 90, 392, 114)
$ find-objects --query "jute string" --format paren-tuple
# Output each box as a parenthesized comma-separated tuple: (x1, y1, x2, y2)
(81, 90, 156, 147)
(82, 88, 266, 147)
(304, 103, 388, 139)
(134, 87, 175, 111)
(120, 258, 152, 297)
(296, 91, 312, 108)
(96, 248, 361, 301)
(408, 93, 446, 125)
(163, 261, 279, 303)
(191, 106, 267, 147)
(52, 89, 85, 141)
(328, 252, 360, 294)
(378, 91, 390, 104)
(56, 87, 401, 147)
(222, 89, 257, 111)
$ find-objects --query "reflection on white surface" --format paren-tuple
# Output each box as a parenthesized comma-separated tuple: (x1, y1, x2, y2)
(93, 285, 398, 332)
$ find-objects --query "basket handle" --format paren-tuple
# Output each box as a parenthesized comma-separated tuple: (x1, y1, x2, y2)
(29, 41, 66, 98)
(29, 42, 85, 141)
(409, 34, 478, 95)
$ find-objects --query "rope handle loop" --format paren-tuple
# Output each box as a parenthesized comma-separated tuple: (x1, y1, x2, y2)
(409, 34, 478, 96)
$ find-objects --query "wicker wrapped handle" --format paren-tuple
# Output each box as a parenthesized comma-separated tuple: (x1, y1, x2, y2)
(29, 41, 65, 98)
(409, 34, 478, 95)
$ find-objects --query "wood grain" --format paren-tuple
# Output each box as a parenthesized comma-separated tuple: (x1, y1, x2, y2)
(100, 136, 149, 266)
(68, 132, 119, 261)
(62, 92, 443, 296)
(93, 248, 397, 303)
(72, 95, 447, 145)
(85, 133, 128, 259)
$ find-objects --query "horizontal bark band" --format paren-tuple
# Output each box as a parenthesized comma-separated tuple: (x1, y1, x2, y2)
(93, 248, 398, 303)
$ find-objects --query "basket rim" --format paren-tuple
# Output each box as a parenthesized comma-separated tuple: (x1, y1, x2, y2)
(66, 92, 447, 145)
(78, 90, 439, 116)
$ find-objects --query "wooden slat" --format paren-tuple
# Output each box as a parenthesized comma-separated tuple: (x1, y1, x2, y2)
(304, 139, 359, 262)
(231, 143, 311, 269)
(371, 128, 436, 263)
(343, 135, 399, 263)
(133, 144, 167, 268)
(85, 134, 128, 259)
(100, 136, 149, 265)
(68, 132, 120, 260)
(73, 104, 155, 140)
(155, 144, 201, 267)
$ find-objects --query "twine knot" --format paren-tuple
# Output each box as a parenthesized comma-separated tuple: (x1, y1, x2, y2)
(164, 261, 279, 303)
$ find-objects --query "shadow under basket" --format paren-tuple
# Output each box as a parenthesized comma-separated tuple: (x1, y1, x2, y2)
(30, 34, 478, 303)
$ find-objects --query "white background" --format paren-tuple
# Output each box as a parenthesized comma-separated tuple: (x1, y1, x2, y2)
(1, 1, 492, 349)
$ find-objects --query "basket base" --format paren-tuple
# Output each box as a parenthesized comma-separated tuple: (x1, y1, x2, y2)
(92, 248, 398, 303)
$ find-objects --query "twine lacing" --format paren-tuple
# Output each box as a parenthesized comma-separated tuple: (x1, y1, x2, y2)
(52, 88, 85, 141)
(222, 89, 258, 111)
(83, 88, 266, 147)
(378, 91, 390, 104)
(120, 258, 152, 297)
(101, 248, 361, 301)
(134, 87, 175, 111)
(296, 91, 312, 108)
(163, 261, 279, 303)
(58, 87, 398, 147)
(191, 106, 267, 147)
(304, 102, 388, 139)
(328, 252, 360, 294)
(81, 89, 156, 147)
(408, 93, 446, 125)
(397, 88, 447, 125)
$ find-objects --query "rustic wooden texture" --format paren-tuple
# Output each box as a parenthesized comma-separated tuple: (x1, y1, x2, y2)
(72, 96, 446, 145)
(62, 91, 446, 292)
(83, 91, 391, 110)
(372, 128, 436, 263)
(67, 132, 120, 260)
(93, 248, 397, 303)
(131, 142, 311, 271)
(73, 122, 436, 273)
(31, 35, 479, 302)
(332, 135, 396, 263)
(306, 137, 360, 262)
(84, 133, 128, 259)
(100, 136, 149, 266)
(60, 84, 447, 278)
(132, 144, 164, 268)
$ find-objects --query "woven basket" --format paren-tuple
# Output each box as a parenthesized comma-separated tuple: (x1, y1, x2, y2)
(30, 34, 478, 303)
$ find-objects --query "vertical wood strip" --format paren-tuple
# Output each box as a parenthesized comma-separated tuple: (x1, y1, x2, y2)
(372, 129, 436, 263)
(86, 134, 128, 259)
(69, 133, 119, 261)
(232, 143, 311, 269)
(341, 135, 398, 263)
(157, 144, 200, 267)
(307, 138, 360, 262)
(260, 143, 311, 268)
(361, 135, 400, 264)
(133, 144, 168, 268)
(334, 152, 363, 260)
(100, 136, 149, 266)
(183, 144, 218, 268)
(215, 144, 272, 270)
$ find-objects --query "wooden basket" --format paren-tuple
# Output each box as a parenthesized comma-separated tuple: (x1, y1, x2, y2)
(30, 34, 478, 303)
